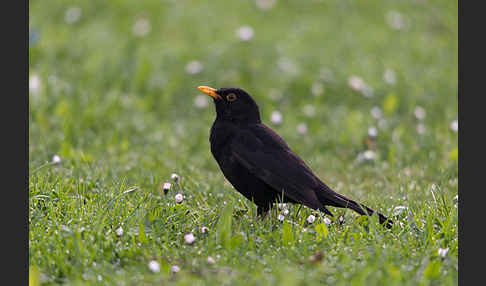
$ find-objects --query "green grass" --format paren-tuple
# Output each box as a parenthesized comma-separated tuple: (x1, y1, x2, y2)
(29, 0, 458, 285)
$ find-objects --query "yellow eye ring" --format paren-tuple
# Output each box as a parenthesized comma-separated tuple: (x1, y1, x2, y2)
(226, 93, 237, 102)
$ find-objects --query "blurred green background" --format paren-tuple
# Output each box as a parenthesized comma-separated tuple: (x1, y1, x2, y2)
(29, 0, 457, 285)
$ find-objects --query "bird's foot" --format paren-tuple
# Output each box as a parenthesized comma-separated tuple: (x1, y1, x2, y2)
(256, 211, 269, 220)
(256, 207, 269, 220)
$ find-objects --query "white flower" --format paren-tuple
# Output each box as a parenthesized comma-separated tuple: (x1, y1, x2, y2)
(184, 233, 196, 244)
(438, 248, 449, 257)
(348, 76, 373, 97)
(255, 0, 277, 10)
(200, 226, 209, 233)
(392, 206, 407, 216)
(338, 215, 345, 224)
(302, 105, 316, 117)
(52, 155, 62, 164)
(414, 106, 426, 120)
(65, 7, 82, 24)
(29, 73, 42, 96)
(116, 227, 124, 237)
(361, 86, 373, 98)
(383, 69, 397, 85)
(296, 123, 308, 135)
(277, 203, 287, 210)
(371, 106, 382, 119)
(282, 209, 289, 216)
(277, 57, 299, 76)
(133, 18, 151, 37)
(175, 193, 183, 204)
(385, 11, 405, 30)
(171, 265, 180, 273)
(323, 217, 331, 225)
(363, 150, 376, 160)
(163, 182, 171, 192)
(277, 214, 285, 222)
(311, 82, 324, 96)
(236, 26, 254, 41)
(207, 256, 216, 264)
(306, 215, 315, 224)
(171, 173, 180, 183)
(450, 120, 458, 133)
(416, 123, 425, 135)
(368, 126, 378, 138)
(148, 260, 160, 273)
(348, 76, 365, 91)
(270, 111, 283, 125)
(357, 150, 376, 162)
(185, 61, 203, 74)
(194, 96, 209, 109)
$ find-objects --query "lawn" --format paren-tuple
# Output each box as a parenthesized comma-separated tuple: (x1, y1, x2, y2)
(29, 0, 458, 285)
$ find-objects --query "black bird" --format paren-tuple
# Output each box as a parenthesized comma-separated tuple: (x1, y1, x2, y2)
(198, 86, 392, 228)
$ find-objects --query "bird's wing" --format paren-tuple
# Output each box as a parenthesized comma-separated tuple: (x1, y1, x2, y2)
(229, 124, 324, 209)
(230, 124, 392, 227)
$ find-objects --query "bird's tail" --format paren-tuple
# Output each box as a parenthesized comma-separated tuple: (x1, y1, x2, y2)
(316, 186, 393, 229)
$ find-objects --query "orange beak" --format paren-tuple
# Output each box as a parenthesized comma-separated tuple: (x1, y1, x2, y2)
(198, 86, 221, 100)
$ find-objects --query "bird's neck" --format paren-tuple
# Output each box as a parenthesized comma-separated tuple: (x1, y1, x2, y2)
(216, 112, 261, 126)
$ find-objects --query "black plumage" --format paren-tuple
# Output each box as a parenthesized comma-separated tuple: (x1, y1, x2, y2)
(198, 86, 392, 228)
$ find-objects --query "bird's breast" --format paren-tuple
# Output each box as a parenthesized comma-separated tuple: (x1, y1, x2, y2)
(209, 121, 236, 162)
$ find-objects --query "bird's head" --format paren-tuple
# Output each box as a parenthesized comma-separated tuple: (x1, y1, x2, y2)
(198, 86, 261, 125)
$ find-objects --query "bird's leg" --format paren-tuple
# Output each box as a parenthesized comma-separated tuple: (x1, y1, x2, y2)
(256, 212, 268, 220)
(256, 206, 269, 219)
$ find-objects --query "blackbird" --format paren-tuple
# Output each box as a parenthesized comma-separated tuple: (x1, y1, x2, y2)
(198, 86, 392, 228)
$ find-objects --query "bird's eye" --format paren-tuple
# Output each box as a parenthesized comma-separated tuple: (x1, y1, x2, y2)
(226, 93, 237, 102)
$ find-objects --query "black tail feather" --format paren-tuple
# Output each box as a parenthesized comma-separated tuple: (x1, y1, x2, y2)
(316, 186, 393, 229)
